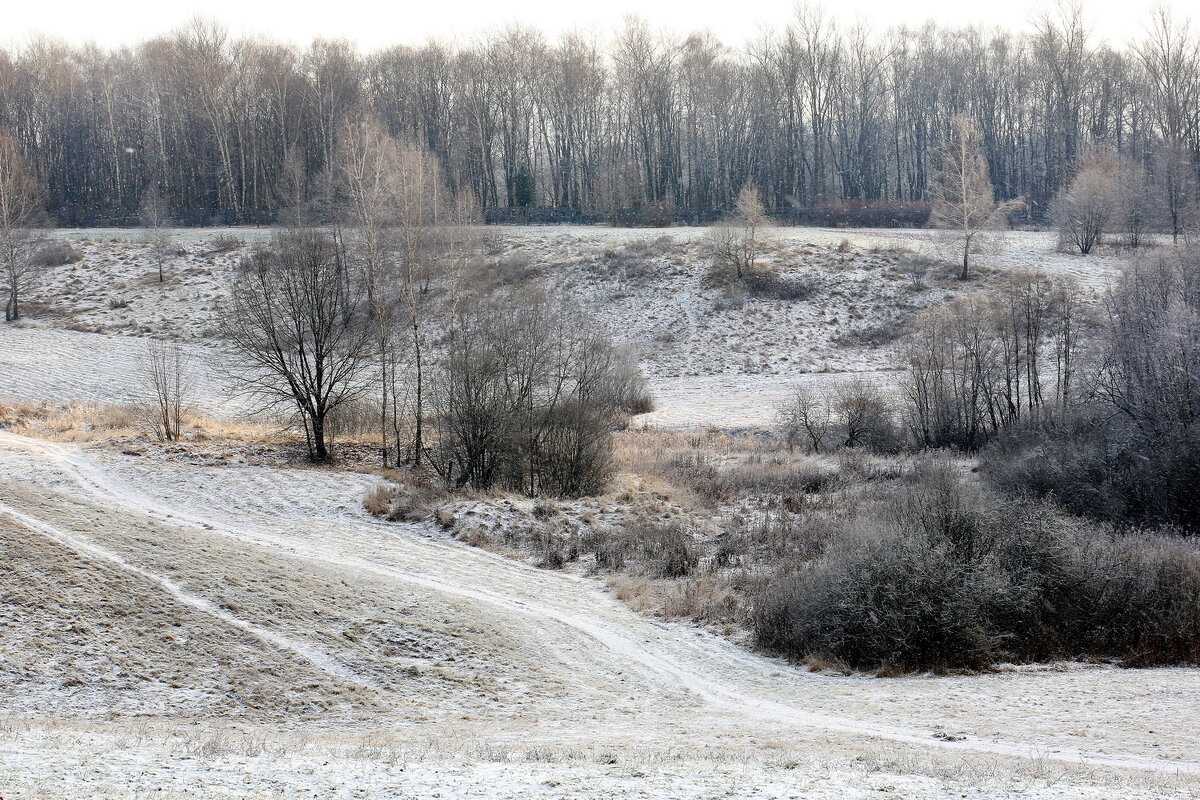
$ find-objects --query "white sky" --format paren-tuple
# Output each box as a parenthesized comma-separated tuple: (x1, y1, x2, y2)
(0, 1, 1182, 50)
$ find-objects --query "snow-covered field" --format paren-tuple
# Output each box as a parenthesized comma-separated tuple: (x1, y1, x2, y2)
(6, 224, 1123, 429)
(3, 225, 1192, 798)
(0, 431, 1197, 798)
(0, 326, 236, 415)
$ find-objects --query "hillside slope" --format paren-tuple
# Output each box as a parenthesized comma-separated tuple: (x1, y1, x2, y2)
(1, 430, 1197, 797)
(6, 225, 1126, 429)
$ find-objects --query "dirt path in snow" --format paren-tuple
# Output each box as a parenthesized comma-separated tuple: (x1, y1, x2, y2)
(1, 429, 1198, 790)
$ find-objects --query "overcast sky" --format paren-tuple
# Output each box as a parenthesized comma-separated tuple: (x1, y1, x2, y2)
(0, 1, 1181, 50)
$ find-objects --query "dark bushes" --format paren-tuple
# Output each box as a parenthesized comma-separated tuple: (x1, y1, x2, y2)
(982, 246, 1200, 531)
(742, 271, 820, 301)
(777, 200, 931, 228)
(755, 525, 1002, 671)
(754, 464, 1200, 671)
(594, 519, 699, 578)
(833, 379, 904, 452)
(33, 240, 83, 266)
(986, 413, 1200, 532)
(833, 317, 907, 348)
(431, 291, 650, 497)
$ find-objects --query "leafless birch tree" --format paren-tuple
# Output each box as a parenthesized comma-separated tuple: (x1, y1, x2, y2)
(928, 116, 1023, 279)
(1052, 149, 1119, 254)
(0, 128, 44, 322)
(705, 182, 769, 280)
(336, 117, 407, 466)
(139, 184, 176, 283)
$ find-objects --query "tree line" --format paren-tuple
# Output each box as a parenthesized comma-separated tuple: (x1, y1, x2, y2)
(1, 4, 1198, 226)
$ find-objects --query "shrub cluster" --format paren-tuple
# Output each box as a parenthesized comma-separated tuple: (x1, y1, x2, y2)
(588, 236, 677, 285)
(431, 291, 651, 497)
(742, 270, 820, 302)
(33, 240, 83, 267)
(753, 464, 1200, 671)
(362, 479, 444, 522)
(832, 317, 907, 348)
(776, 379, 904, 455)
(207, 233, 244, 253)
(982, 247, 1200, 531)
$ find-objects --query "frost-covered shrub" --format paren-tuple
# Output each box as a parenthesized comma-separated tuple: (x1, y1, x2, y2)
(755, 525, 1002, 672)
(362, 480, 443, 522)
(635, 521, 698, 578)
(33, 240, 83, 266)
(754, 464, 1200, 671)
(665, 452, 733, 508)
(208, 233, 244, 253)
(589, 236, 675, 285)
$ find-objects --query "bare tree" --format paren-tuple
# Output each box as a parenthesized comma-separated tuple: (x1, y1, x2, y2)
(1136, 9, 1200, 243)
(1113, 157, 1154, 248)
(432, 289, 644, 496)
(394, 141, 453, 467)
(138, 338, 190, 441)
(0, 128, 44, 322)
(335, 116, 406, 466)
(904, 276, 1083, 450)
(832, 378, 895, 450)
(928, 116, 1023, 279)
(705, 181, 769, 280)
(1152, 141, 1198, 244)
(334, 120, 481, 469)
(1052, 149, 1119, 254)
(274, 146, 313, 226)
(139, 183, 176, 283)
(776, 385, 831, 453)
(222, 228, 373, 462)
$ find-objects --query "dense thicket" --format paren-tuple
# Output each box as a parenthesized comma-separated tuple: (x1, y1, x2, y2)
(986, 245, 1200, 530)
(431, 292, 650, 496)
(2, 6, 1198, 225)
(754, 464, 1200, 671)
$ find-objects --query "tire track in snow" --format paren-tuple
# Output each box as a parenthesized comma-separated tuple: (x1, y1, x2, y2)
(0, 492, 374, 689)
(2, 430, 1198, 777)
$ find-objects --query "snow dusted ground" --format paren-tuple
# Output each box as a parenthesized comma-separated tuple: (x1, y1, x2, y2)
(5, 224, 1126, 429)
(639, 372, 903, 428)
(29, 228, 267, 339)
(0, 431, 1197, 798)
(2, 225, 1191, 798)
(499, 225, 1122, 428)
(0, 326, 239, 416)
(0, 326, 891, 430)
(3, 722, 1193, 800)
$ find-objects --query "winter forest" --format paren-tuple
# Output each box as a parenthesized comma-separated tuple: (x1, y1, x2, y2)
(1, 3, 1197, 226)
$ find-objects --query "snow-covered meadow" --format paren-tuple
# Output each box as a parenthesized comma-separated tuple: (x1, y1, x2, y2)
(6, 224, 1123, 429)
(2, 224, 1193, 798)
